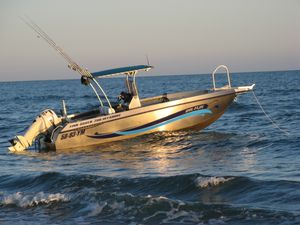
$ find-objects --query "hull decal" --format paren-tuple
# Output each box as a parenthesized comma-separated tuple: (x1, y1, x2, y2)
(87, 107, 211, 139)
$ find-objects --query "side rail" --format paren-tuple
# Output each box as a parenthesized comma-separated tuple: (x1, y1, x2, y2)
(212, 65, 232, 90)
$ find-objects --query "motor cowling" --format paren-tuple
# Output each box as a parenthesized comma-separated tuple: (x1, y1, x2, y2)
(8, 109, 61, 152)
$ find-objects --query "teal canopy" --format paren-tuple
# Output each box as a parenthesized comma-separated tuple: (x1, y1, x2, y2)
(91, 65, 153, 78)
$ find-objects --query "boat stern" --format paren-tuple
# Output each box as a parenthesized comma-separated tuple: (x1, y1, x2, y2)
(8, 109, 62, 152)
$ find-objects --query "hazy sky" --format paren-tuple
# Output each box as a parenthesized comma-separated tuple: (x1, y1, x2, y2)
(0, 0, 299, 81)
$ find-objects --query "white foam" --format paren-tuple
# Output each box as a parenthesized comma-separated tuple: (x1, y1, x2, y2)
(195, 176, 233, 188)
(2, 191, 69, 207)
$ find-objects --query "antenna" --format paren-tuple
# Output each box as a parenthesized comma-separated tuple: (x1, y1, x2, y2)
(146, 54, 150, 66)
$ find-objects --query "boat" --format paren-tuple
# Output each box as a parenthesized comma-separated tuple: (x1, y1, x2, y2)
(8, 18, 255, 151)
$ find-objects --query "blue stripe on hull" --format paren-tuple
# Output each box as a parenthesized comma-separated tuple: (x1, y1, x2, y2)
(116, 109, 211, 135)
(87, 108, 211, 139)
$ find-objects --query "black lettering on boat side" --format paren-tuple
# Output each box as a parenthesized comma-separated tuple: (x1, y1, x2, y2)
(60, 129, 86, 140)
(185, 104, 208, 113)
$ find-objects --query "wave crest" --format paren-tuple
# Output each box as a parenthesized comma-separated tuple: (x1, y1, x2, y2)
(195, 176, 233, 188)
(1, 191, 69, 207)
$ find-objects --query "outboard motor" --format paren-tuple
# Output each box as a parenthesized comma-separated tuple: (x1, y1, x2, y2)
(8, 109, 61, 152)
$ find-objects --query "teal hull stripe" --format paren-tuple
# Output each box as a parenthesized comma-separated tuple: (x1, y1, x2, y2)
(116, 109, 212, 135)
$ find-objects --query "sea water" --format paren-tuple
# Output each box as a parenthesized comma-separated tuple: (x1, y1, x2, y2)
(0, 71, 299, 224)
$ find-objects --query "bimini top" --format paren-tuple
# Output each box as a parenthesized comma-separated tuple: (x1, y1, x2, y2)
(91, 65, 153, 78)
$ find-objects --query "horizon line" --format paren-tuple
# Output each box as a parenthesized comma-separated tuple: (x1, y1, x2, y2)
(1, 68, 299, 83)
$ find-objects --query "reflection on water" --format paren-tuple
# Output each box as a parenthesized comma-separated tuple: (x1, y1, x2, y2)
(239, 147, 257, 172)
(5, 130, 264, 179)
(57, 131, 193, 176)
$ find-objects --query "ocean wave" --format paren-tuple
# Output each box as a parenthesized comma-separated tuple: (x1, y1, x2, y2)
(1, 172, 299, 209)
(0, 172, 299, 224)
(195, 176, 234, 188)
(1, 172, 299, 195)
(58, 190, 299, 224)
(1, 191, 69, 208)
(0, 171, 299, 223)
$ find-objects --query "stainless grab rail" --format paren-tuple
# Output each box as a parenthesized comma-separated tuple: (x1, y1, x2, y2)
(212, 65, 232, 90)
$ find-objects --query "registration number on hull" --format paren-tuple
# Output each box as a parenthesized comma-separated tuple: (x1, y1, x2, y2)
(60, 129, 85, 140)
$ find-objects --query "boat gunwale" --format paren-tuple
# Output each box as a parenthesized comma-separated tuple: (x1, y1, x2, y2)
(60, 89, 236, 133)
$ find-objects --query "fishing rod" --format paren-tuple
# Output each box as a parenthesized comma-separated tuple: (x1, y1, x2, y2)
(21, 16, 79, 72)
(20, 16, 113, 108)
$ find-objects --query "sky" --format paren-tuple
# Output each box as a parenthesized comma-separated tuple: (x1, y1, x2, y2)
(0, 0, 299, 81)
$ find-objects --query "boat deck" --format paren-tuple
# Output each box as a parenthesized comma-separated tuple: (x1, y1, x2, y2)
(140, 90, 208, 107)
(69, 90, 209, 122)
